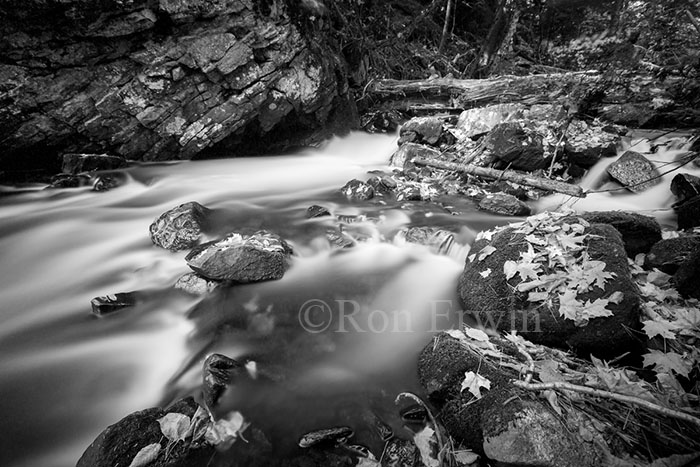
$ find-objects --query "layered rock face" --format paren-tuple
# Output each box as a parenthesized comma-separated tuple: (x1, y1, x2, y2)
(0, 0, 356, 171)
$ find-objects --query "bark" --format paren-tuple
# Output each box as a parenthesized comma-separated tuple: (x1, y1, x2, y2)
(412, 157, 586, 198)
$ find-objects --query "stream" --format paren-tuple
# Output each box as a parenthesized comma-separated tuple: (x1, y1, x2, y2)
(0, 130, 696, 467)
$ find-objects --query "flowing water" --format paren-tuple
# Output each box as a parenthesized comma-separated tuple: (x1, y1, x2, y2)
(0, 130, 696, 467)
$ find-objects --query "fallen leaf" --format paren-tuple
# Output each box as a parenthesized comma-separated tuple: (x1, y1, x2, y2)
(158, 413, 191, 443)
(477, 245, 497, 261)
(643, 350, 691, 378)
(503, 260, 518, 280)
(460, 371, 491, 399)
(479, 268, 492, 278)
(464, 327, 490, 342)
(128, 443, 161, 467)
(205, 411, 247, 450)
(642, 319, 680, 339)
(413, 426, 439, 467)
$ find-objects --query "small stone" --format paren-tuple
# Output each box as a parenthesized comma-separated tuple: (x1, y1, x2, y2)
(673, 249, 700, 300)
(92, 173, 127, 192)
(203, 353, 245, 409)
(47, 173, 92, 189)
(149, 202, 210, 251)
(607, 151, 661, 192)
(340, 179, 374, 201)
(91, 293, 136, 316)
(61, 153, 127, 174)
(306, 205, 332, 218)
(174, 272, 220, 295)
(398, 117, 443, 146)
(395, 226, 455, 255)
(677, 195, 700, 230)
(478, 192, 531, 216)
(326, 229, 355, 249)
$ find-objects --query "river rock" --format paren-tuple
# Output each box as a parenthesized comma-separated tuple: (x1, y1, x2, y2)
(92, 172, 127, 192)
(454, 104, 526, 138)
(367, 175, 397, 198)
(203, 353, 245, 409)
(483, 122, 550, 171)
(564, 120, 619, 167)
(149, 202, 210, 251)
(670, 173, 700, 206)
(185, 230, 292, 282)
(458, 215, 641, 358)
(77, 397, 214, 467)
(478, 192, 531, 216)
(0, 0, 356, 169)
(581, 211, 661, 257)
(395, 226, 455, 255)
(46, 173, 92, 189)
(340, 179, 374, 201)
(174, 272, 220, 295)
(673, 249, 700, 300)
(677, 195, 700, 230)
(306, 205, 332, 218)
(61, 153, 126, 174)
(607, 151, 660, 192)
(90, 292, 137, 316)
(644, 236, 700, 274)
(398, 117, 444, 146)
(390, 142, 441, 169)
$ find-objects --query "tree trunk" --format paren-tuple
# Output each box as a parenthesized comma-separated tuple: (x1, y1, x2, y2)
(438, 0, 455, 54)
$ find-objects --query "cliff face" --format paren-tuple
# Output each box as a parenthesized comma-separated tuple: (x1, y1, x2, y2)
(0, 0, 356, 172)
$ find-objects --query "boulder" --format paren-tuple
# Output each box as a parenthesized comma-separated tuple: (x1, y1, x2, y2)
(581, 211, 661, 257)
(340, 179, 374, 201)
(564, 120, 619, 167)
(149, 202, 210, 251)
(483, 122, 551, 171)
(185, 230, 292, 282)
(644, 236, 700, 274)
(366, 175, 397, 198)
(398, 117, 444, 146)
(390, 142, 441, 169)
(607, 151, 660, 192)
(673, 249, 700, 300)
(677, 195, 700, 230)
(46, 173, 92, 189)
(77, 397, 214, 467)
(174, 272, 220, 295)
(458, 213, 642, 358)
(670, 173, 700, 206)
(61, 153, 127, 174)
(90, 292, 137, 316)
(478, 193, 531, 217)
(454, 104, 526, 138)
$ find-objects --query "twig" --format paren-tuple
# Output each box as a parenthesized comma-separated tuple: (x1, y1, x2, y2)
(513, 380, 700, 428)
(512, 340, 535, 384)
(686, 10, 700, 35)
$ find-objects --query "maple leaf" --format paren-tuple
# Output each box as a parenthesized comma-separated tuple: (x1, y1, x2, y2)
(460, 371, 491, 398)
(557, 231, 588, 251)
(477, 245, 497, 261)
(524, 233, 547, 246)
(643, 350, 691, 378)
(558, 288, 583, 322)
(519, 243, 542, 264)
(503, 260, 518, 280)
(642, 319, 680, 339)
(515, 259, 542, 281)
(581, 298, 614, 322)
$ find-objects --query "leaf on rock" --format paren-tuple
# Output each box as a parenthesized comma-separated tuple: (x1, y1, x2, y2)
(643, 350, 691, 378)
(479, 268, 492, 278)
(477, 245, 497, 261)
(128, 443, 161, 467)
(642, 319, 680, 339)
(158, 413, 191, 443)
(205, 410, 247, 450)
(528, 291, 549, 302)
(445, 329, 467, 341)
(464, 327, 490, 342)
(453, 450, 480, 465)
(413, 426, 440, 467)
(503, 260, 518, 280)
(609, 291, 624, 304)
(460, 371, 491, 399)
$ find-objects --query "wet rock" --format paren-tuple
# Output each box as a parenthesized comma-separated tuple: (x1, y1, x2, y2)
(673, 249, 700, 300)
(599, 103, 654, 127)
(478, 192, 531, 217)
(340, 179, 374, 201)
(458, 217, 641, 358)
(61, 153, 126, 174)
(174, 272, 220, 295)
(644, 236, 700, 274)
(671, 173, 700, 206)
(306, 205, 332, 218)
(396, 184, 422, 201)
(395, 226, 455, 255)
(390, 142, 441, 169)
(77, 397, 213, 467)
(383, 438, 420, 467)
(298, 426, 354, 448)
(367, 175, 396, 198)
(581, 211, 662, 257)
(607, 151, 661, 192)
(185, 230, 292, 282)
(398, 117, 444, 146)
(454, 104, 526, 138)
(564, 120, 619, 167)
(325, 229, 355, 249)
(484, 122, 550, 171)
(90, 292, 137, 316)
(149, 202, 210, 251)
(677, 195, 700, 230)
(46, 173, 92, 189)
(203, 353, 245, 409)
(92, 172, 127, 191)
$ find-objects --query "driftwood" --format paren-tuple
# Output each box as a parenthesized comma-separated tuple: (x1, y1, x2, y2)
(412, 157, 586, 198)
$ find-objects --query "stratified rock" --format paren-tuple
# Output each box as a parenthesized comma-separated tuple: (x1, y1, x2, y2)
(484, 122, 550, 171)
(677, 195, 700, 230)
(454, 104, 526, 138)
(185, 230, 292, 282)
(91, 292, 137, 316)
(390, 142, 441, 169)
(673, 249, 700, 300)
(607, 151, 660, 192)
(306, 205, 332, 218)
(581, 211, 661, 257)
(149, 202, 210, 251)
(478, 192, 531, 217)
(564, 120, 619, 167)
(340, 179, 374, 201)
(645, 236, 700, 274)
(670, 173, 700, 206)
(77, 397, 213, 467)
(61, 153, 127, 174)
(174, 272, 220, 295)
(398, 117, 443, 146)
(203, 353, 245, 409)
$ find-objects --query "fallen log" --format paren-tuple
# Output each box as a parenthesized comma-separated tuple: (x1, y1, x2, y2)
(412, 157, 586, 198)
